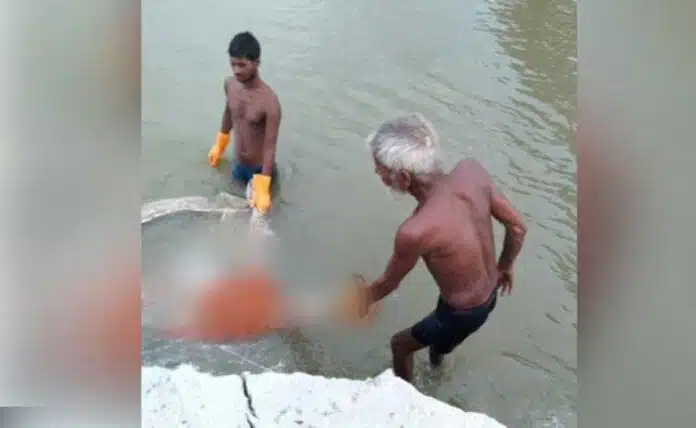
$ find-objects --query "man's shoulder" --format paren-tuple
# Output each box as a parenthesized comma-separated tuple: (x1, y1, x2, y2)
(452, 158, 487, 175)
(260, 84, 281, 117)
(397, 212, 435, 243)
(224, 77, 239, 95)
(224, 76, 236, 87)
(451, 158, 493, 188)
(394, 218, 425, 254)
(261, 82, 280, 103)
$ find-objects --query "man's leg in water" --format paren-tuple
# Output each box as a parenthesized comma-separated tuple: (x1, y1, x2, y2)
(424, 293, 500, 370)
(234, 163, 279, 184)
(231, 162, 254, 184)
(429, 346, 444, 367)
(390, 328, 428, 383)
(407, 300, 457, 378)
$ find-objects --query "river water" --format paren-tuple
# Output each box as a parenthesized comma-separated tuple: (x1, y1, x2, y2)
(142, 0, 576, 426)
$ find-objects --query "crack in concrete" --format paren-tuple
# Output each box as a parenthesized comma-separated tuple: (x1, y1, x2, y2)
(241, 373, 257, 428)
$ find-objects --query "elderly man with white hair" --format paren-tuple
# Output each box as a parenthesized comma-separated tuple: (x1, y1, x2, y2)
(357, 113, 527, 383)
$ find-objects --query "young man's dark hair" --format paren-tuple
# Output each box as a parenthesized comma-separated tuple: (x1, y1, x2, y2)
(227, 31, 261, 61)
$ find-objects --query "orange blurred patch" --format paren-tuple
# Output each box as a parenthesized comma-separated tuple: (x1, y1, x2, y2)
(60, 265, 141, 385)
(168, 267, 286, 342)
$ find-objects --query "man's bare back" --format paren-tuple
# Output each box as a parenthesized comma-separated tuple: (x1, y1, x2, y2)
(403, 159, 500, 309)
(224, 77, 280, 167)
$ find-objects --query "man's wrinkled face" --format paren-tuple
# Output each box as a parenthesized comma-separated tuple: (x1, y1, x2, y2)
(230, 57, 258, 83)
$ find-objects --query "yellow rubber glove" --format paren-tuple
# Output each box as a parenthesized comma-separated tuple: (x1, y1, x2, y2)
(208, 132, 230, 167)
(249, 174, 272, 214)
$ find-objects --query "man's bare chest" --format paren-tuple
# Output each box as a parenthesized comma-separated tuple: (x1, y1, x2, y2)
(228, 91, 266, 125)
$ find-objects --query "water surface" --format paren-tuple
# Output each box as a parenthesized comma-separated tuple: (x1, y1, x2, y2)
(142, 0, 576, 426)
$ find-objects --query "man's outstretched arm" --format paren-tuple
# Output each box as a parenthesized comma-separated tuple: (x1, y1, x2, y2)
(366, 224, 423, 304)
(490, 185, 527, 270)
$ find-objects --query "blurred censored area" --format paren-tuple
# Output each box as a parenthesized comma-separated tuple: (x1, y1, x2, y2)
(580, 0, 695, 427)
(1, 0, 141, 427)
(169, 267, 287, 341)
(158, 267, 376, 342)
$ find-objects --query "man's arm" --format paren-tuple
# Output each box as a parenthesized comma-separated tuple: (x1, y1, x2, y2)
(490, 185, 527, 270)
(366, 224, 423, 304)
(220, 104, 232, 134)
(221, 79, 233, 133)
(261, 93, 281, 176)
(208, 79, 233, 167)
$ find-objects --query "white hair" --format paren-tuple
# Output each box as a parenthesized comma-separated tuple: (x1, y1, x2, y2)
(366, 113, 442, 176)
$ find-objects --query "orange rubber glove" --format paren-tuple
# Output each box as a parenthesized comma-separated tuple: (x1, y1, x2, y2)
(249, 174, 272, 214)
(208, 132, 230, 167)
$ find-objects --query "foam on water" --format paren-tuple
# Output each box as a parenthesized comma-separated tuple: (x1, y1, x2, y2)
(141, 192, 273, 237)
(142, 364, 508, 428)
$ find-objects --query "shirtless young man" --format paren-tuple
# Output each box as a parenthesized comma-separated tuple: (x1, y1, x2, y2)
(360, 114, 527, 382)
(208, 31, 281, 214)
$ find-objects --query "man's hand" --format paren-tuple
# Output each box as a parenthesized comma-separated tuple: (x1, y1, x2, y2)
(208, 132, 230, 168)
(336, 274, 377, 325)
(491, 184, 526, 287)
(352, 274, 373, 319)
(497, 266, 514, 295)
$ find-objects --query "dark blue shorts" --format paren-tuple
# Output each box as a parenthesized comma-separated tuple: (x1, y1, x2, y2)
(231, 162, 278, 185)
(411, 289, 498, 355)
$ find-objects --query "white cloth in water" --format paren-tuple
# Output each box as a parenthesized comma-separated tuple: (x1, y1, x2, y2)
(245, 181, 253, 201)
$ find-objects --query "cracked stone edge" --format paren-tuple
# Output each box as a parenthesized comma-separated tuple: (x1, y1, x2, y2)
(241, 373, 258, 428)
